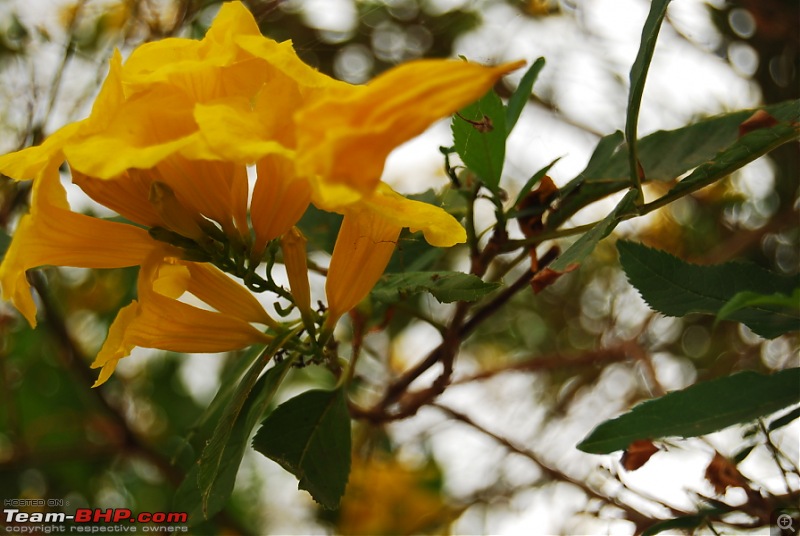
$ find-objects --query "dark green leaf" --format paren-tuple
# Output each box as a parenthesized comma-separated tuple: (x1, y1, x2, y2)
(192, 330, 297, 517)
(0, 230, 10, 260)
(548, 189, 638, 273)
(769, 405, 800, 431)
(626, 0, 672, 193)
(371, 271, 499, 304)
(174, 356, 294, 522)
(662, 118, 800, 201)
(642, 511, 722, 536)
(252, 388, 351, 509)
(577, 368, 800, 454)
(618, 241, 800, 338)
(297, 203, 342, 255)
(733, 444, 756, 464)
(716, 289, 800, 337)
(549, 100, 800, 229)
(452, 90, 507, 192)
(512, 156, 561, 209)
(505, 57, 545, 134)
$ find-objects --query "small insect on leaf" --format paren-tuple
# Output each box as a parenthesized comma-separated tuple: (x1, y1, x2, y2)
(620, 439, 659, 471)
(457, 112, 494, 133)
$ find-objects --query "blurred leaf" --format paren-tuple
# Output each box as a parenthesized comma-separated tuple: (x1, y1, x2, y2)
(618, 241, 800, 338)
(548, 189, 638, 273)
(452, 90, 507, 192)
(0, 230, 9, 260)
(642, 512, 720, 536)
(716, 288, 800, 337)
(550, 100, 800, 228)
(175, 355, 295, 523)
(297, 204, 342, 255)
(252, 388, 351, 510)
(769, 406, 800, 431)
(372, 271, 499, 304)
(578, 368, 800, 454)
(194, 330, 296, 517)
(505, 57, 545, 134)
(663, 116, 800, 201)
(512, 156, 561, 210)
(625, 0, 672, 192)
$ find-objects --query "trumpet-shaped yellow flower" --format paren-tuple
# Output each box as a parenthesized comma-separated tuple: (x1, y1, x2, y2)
(0, 0, 523, 384)
(91, 250, 274, 386)
(324, 183, 467, 327)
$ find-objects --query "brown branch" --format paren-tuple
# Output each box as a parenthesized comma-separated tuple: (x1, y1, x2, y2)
(431, 403, 662, 531)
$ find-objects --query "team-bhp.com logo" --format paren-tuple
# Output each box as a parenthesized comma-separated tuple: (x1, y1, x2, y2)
(4, 508, 188, 533)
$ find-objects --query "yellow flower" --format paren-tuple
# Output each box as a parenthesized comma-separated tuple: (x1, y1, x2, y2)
(91, 250, 274, 387)
(0, 160, 156, 328)
(0, 1, 523, 383)
(324, 183, 466, 328)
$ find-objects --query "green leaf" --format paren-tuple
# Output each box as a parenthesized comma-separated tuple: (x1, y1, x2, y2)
(371, 271, 499, 304)
(512, 156, 561, 209)
(625, 0, 672, 194)
(662, 117, 800, 202)
(252, 388, 351, 510)
(0, 230, 10, 261)
(183, 329, 297, 518)
(716, 288, 800, 337)
(641, 511, 724, 536)
(577, 368, 800, 454)
(548, 189, 638, 273)
(769, 406, 800, 432)
(452, 89, 507, 192)
(549, 100, 800, 229)
(174, 355, 295, 523)
(618, 241, 800, 338)
(505, 57, 545, 135)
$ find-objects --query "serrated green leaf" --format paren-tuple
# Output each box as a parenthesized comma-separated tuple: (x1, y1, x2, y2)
(174, 355, 294, 523)
(769, 405, 800, 431)
(626, 0, 672, 193)
(371, 271, 499, 304)
(548, 189, 638, 273)
(618, 241, 800, 338)
(252, 388, 351, 510)
(549, 100, 800, 229)
(452, 90, 507, 192)
(505, 57, 545, 134)
(577, 369, 800, 454)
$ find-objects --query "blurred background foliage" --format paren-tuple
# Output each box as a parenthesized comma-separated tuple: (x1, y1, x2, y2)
(0, 0, 797, 534)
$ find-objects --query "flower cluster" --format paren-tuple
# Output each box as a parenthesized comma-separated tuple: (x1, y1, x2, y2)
(0, 2, 522, 385)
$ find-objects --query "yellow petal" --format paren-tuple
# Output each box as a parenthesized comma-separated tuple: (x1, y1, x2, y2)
(251, 154, 311, 254)
(63, 87, 198, 179)
(193, 98, 297, 163)
(0, 164, 157, 327)
(91, 253, 272, 386)
(296, 59, 525, 200)
(280, 227, 312, 315)
(325, 209, 401, 323)
(72, 168, 162, 228)
(358, 184, 467, 247)
(183, 261, 276, 327)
